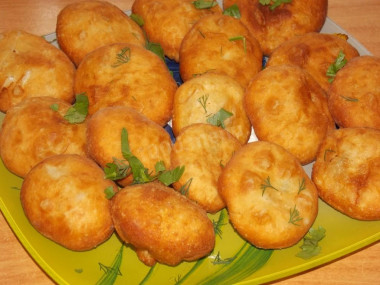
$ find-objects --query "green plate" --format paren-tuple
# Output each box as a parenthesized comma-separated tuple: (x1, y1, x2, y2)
(1, 16, 379, 285)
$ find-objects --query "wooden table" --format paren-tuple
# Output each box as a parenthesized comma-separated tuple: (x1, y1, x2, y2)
(0, 0, 379, 284)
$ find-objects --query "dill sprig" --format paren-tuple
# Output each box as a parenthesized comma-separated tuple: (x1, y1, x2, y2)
(260, 176, 279, 196)
(289, 205, 303, 226)
(197, 94, 209, 113)
(112, 47, 131, 67)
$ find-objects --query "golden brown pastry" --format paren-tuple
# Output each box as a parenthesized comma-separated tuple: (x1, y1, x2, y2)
(223, 0, 328, 55)
(86, 106, 172, 186)
(0, 30, 75, 112)
(171, 123, 242, 213)
(75, 43, 176, 126)
(328, 55, 380, 129)
(56, 0, 145, 66)
(179, 14, 263, 88)
(218, 141, 319, 249)
(111, 182, 215, 266)
(312, 127, 380, 220)
(21, 154, 116, 251)
(0, 96, 87, 178)
(172, 72, 251, 144)
(132, 0, 221, 61)
(244, 65, 335, 165)
(267, 32, 360, 92)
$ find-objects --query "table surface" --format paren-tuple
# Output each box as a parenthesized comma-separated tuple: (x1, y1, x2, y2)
(0, 0, 379, 284)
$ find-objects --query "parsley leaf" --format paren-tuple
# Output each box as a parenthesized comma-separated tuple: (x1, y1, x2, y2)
(326, 50, 347, 83)
(130, 13, 144, 26)
(158, 166, 185, 186)
(104, 186, 117, 199)
(259, 0, 292, 10)
(193, 0, 217, 9)
(223, 4, 241, 18)
(296, 226, 326, 259)
(146, 41, 165, 62)
(50, 103, 59, 111)
(206, 108, 233, 128)
(64, 93, 88, 124)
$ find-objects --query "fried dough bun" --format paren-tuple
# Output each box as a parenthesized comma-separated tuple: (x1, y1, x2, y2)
(111, 182, 215, 266)
(218, 141, 319, 249)
(0, 97, 87, 178)
(244, 65, 335, 165)
(328, 56, 380, 129)
(21, 154, 116, 251)
(267, 32, 360, 92)
(132, 0, 221, 61)
(171, 123, 242, 213)
(172, 72, 251, 144)
(179, 14, 263, 88)
(75, 43, 176, 126)
(223, 0, 327, 55)
(0, 30, 75, 112)
(312, 128, 380, 220)
(86, 106, 172, 186)
(56, 0, 145, 66)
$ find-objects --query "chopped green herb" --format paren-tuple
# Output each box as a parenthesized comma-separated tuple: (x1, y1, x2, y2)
(154, 160, 166, 173)
(50, 103, 59, 111)
(298, 178, 306, 194)
(112, 47, 131, 67)
(206, 108, 233, 128)
(327, 50, 347, 83)
(130, 13, 144, 26)
(197, 94, 209, 113)
(229, 35, 246, 53)
(64, 93, 88, 124)
(289, 205, 303, 226)
(296, 226, 326, 259)
(223, 4, 241, 18)
(104, 186, 117, 199)
(259, 0, 292, 10)
(260, 176, 279, 196)
(146, 41, 165, 62)
(211, 251, 236, 265)
(104, 157, 130, 180)
(158, 166, 185, 186)
(340, 95, 359, 102)
(192, 0, 217, 9)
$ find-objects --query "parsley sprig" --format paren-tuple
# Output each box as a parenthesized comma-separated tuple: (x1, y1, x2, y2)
(223, 4, 241, 18)
(296, 226, 326, 259)
(326, 50, 347, 83)
(63, 93, 89, 124)
(259, 0, 292, 11)
(206, 108, 233, 129)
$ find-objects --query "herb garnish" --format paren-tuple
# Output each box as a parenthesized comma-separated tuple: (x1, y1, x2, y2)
(104, 186, 117, 199)
(192, 0, 217, 9)
(206, 108, 233, 128)
(298, 178, 306, 194)
(197, 94, 209, 113)
(63, 93, 88, 124)
(340, 95, 359, 102)
(229, 36, 246, 53)
(296, 226, 326, 259)
(289, 205, 303, 226)
(146, 41, 165, 62)
(50, 103, 59, 111)
(211, 251, 236, 265)
(326, 50, 347, 83)
(223, 4, 241, 18)
(112, 47, 131, 67)
(179, 178, 193, 196)
(130, 13, 144, 26)
(259, 0, 292, 11)
(260, 176, 279, 196)
(323, 148, 336, 162)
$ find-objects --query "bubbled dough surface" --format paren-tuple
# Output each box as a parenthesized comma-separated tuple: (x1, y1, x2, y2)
(0, 96, 87, 178)
(244, 65, 335, 165)
(21, 154, 116, 251)
(172, 72, 251, 144)
(267, 32, 360, 92)
(218, 141, 318, 249)
(56, 0, 145, 66)
(328, 56, 380, 129)
(171, 123, 242, 213)
(75, 43, 176, 126)
(179, 14, 263, 88)
(0, 30, 75, 112)
(312, 128, 380, 220)
(111, 182, 215, 266)
(132, 0, 221, 61)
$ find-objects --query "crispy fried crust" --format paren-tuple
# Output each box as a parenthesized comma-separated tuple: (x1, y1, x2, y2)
(132, 0, 221, 61)
(172, 72, 251, 144)
(56, 0, 145, 66)
(74, 43, 176, 126)
(86, 106, 172, 186)
(171, 123, 242, 213)
(179, 14, 263, 88)
(0, 97, 87, 178)
(312, 128, 380, 220)
(267, 32, 360, 92)
(244, 65, 335, 165)
(328, 56, 380, 129)
(0, 30, 75, 112)
(223, 0, 327, 55)
(218, 141, 319, 249)
(21, 154, 116, 251)
(111, 182, 215, 266)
